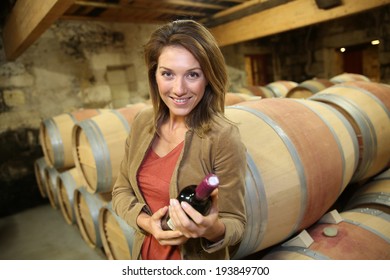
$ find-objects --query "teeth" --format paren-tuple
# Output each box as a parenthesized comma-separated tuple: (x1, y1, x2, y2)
(174, 98, 187, 103)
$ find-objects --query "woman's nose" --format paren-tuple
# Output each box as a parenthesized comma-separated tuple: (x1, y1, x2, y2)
(173, 77, 186, 96)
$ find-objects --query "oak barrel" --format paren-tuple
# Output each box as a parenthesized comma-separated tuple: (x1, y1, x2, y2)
(265, 80, 298, 98)
(340, 81, 390, 112)
(72, 104, 148, 193)
(99, 203, 135, 260)
(73, 187, 112, 248)
(226, 98, 358, 258)
(57, 167, 86, 225)
(286, 79, 334, 99)
(330, 72, 370, 83)
(346, 168, 390, 214)
(310, 82, 390, 182)
(39, 109, 103, 170)
(44, 166, 60, 209)
(263, 208, 390, 260)
(225, 93, 261, 106)
(34, 157, 48, 198)
(238, 86, 276, 98)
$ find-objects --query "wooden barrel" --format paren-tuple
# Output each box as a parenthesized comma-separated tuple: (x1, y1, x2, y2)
(117, 102, 150, 125)
(265, 80, 298, 98)
(310, 82, 390, 182)
(346, 168, 390, 214)
(99, 203, 135, 260)
(225, 93, 246, 106)
(225, 93, 261, 106)
(340, 81, 390, 112)
(286, 79, 334, 99)
(57, 167, 86, 225)
(34, 157, 48, 198)
(238, 86, 276, 98)
(39, 109, 103, 170)
(330, 72, 370, 83)
(263, 208, 390, 260)
(292, 99, 359, 188)
(73, 187, 112, 248)
(226, 98, 358, 258)
(44, 166, 60, 209)
(374, 167, 390, 180)
(72, 104, 147, 194)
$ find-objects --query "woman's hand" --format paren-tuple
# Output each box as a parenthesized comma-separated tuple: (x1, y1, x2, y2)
(168, 189, 226, 243)
(137, 206, 188, 246)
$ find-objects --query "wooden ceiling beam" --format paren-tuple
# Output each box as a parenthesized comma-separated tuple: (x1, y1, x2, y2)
(59, 14, 164, 24)
(216, 0, 249, 3)
(202, 0, 288, 27)
(73, 0, 224, 12)
(140, 0, 227, 10)
(210, 0, 270, 18)
(210, 0, 390, 47)
(72, 1, 207, 17)
(2, 0, 76, 61)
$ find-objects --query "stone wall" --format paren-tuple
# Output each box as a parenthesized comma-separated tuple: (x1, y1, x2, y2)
(221, 6, 390, 85)
(0, 20, 158, 217)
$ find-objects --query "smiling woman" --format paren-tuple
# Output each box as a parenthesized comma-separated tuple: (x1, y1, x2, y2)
(155, 45, 207, 134)
(111, 19, 247, 260)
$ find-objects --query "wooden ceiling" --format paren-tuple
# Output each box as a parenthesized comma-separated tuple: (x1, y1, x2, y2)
(2, 0, 389, 61)
(60, 0, 280, 27)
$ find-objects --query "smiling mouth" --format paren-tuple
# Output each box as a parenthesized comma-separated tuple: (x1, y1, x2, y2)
(172, 97, 191, 104)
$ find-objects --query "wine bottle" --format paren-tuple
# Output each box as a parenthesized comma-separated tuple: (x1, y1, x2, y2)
(161, 173, 219, 231)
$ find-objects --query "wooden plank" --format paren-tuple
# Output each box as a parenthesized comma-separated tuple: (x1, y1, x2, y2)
(211, 0, 270, 18)
(73, 1, 207, 17)
(2, 0, 75, 61)
(210, 0, 390, 47)
(137, 0, 227, 10)
(203, 0, 289, 27)
(60, 14, 164, 24)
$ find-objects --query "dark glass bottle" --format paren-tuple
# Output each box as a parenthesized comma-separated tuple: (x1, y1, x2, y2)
(161, 173, 219, 231)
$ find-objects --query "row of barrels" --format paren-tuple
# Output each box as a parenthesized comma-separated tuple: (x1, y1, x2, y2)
(34, 104, 149, 259)
(225, 79, 390, 258)
(34, 76, 389, 259)
(34, 160, 135, 259)
(35, 102, 152, 260)
(235, 72, 371, 100)
(34, 156, 390, 260)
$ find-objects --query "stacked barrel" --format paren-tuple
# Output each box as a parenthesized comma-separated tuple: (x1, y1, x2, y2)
(227, 73, 390, 259)
(34, 72, 390, 260)
(232, 73, 370, 100)
(262, 168, 390, 260)
(34, 102, 149, 259)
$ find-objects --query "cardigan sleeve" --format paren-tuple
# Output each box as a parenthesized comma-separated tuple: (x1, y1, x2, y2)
(111, 111, 152, 234)
(202, 122, 247, 254)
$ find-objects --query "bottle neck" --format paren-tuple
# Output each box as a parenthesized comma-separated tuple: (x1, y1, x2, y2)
(195, 174, 219, 200)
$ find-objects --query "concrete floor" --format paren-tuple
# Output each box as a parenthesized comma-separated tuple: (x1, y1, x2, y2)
(0, 203, 106, 260)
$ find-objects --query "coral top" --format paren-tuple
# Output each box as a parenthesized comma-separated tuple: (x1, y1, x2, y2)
(137, 142, 184, 260)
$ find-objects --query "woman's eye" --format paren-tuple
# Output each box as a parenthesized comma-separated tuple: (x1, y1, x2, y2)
(188, 72, 200, 79)
(161, 71, 173, 78)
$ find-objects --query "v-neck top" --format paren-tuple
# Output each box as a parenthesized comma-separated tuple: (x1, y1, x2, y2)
(137, 141, 184, 260)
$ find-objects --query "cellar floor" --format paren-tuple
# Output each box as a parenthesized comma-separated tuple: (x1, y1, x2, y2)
(0, 203, 106, 260)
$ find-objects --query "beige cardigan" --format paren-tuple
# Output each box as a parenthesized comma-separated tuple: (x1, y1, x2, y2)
(112, 107, 247, 260)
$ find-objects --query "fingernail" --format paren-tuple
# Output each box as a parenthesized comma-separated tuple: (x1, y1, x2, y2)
(170, 199, 178, 206)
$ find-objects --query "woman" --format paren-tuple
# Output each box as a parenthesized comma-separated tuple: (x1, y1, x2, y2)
(112, 19, 247, 260)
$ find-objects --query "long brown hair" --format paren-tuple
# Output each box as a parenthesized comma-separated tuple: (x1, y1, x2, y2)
(144, 20, 228, 136)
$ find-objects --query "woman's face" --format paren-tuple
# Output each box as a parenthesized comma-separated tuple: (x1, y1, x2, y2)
(156, 45, 208, 120)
